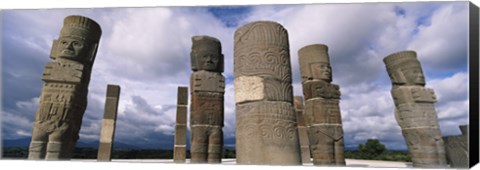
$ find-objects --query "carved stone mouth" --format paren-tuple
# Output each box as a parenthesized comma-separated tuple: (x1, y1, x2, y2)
(62, 50, 74, 55)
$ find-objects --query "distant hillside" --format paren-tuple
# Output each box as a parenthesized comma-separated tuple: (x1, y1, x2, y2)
(3, 135, 237, 150)
(2, 137, 138, 149)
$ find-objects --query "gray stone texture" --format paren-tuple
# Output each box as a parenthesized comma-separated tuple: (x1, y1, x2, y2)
(174, 86, 188, 163)
(234, 21, 301, 165)
(28, 15, 101, 160)
(97, 85, 120, 161)
(294, 96, 312, 164)
(443, 125, 468, 168)
(189, 36, 224, 164)
(384, 51, 447, 168)
(298, 44, 346, 166)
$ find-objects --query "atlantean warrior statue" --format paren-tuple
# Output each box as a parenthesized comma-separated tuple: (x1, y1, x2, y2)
(28, 15, 101, 160)
(298, 44, 346, 166)
(189, 35, 225, 163)
(383, 51, 446, 168)
(234, 21, 302, 165)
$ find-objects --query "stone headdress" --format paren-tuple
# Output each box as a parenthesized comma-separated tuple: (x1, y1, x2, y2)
(383, 50, 422, 85)
(50, 15, 102, 65)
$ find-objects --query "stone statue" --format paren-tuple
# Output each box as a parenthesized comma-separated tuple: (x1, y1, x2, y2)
(383, 50, 447, 168)
(298, 44, 346, 166)
(174, 86, 188, 163)
(189, 36, 224, 163)
(28, 15, 102, 160)
(234, 21, 302, 165)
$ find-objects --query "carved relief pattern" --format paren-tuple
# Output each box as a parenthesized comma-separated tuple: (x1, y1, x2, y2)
(304, 99, 342, 125)
(190, 71, 225, 93)
(302, 80, 340, 100)
(234, 47, 292, 82)
(190, 93, 224, 126)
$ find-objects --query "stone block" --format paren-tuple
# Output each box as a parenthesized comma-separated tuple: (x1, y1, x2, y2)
(177, 86, 188, 105)
(190, 71, 225, 93)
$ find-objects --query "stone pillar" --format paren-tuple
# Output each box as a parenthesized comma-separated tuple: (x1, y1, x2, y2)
(294, 96, 312, 164)
(189, 36, 225, 164)
(298, 44, 346, 166)
(383, 51, 447, 168)
(443, 125, 468, 168)
(28, 15, 102, 160)
(97, 85, 120, 161)
(234, 21, 301, 165)
(174, 86, 188, 163)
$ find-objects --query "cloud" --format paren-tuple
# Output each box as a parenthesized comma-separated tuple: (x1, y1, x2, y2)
(407, 3, 468, 73)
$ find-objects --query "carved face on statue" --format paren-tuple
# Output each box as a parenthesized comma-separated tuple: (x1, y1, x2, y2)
(50, 15, 102, 64)
(402, 67, 425, 86)
(56, 36, 89, 61)
(310, 62, 332, 82)
(191, 35, 223, 72)
(196, 48, 221, 71)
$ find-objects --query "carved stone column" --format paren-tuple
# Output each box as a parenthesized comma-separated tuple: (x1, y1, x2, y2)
(189, 36, 224, 163)
(383, 51, 447, 168)
(443, 125, 468, 168)
(294, 96, 312, 164)
(298, 44, 345, 166)
(234, 21, 301, 165)
(28, 15, 102, 160)
(97, 84, 121, 161)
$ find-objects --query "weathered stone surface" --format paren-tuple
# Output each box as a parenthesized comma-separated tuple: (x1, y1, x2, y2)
(28, 15, 102, 160)
(177, 86, 188, 105)
(190, 125, 223, 163)
(191, 36, 224, 73)
(189, 35, 224, 163)
(190, 71, 225, 93)
(97, 85, 120, 161)
(294, 96, 311, 164)
(234, 21, 293, 85)
(176, 106, 187, 124)
(234, 76, 293, 103)
(174, 86, 188, 163)
(234, 76, 265, 103)
(234, 21, 301, 165)
(302, 80, 340, 100)
(190, 92, 223, 126)
(384, 50, 446, 168)
(443, 125, 468, 168)
(298, 44, 345, 166)
(308, 125, 346, 165)
(236, 101, 301, 164)
(304, 98, 342, 125)
(174, 126, 187, 146)
(173, 146, 186, 163)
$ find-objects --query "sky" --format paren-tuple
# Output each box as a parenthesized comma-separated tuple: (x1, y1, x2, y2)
(1, 1, 471, 150)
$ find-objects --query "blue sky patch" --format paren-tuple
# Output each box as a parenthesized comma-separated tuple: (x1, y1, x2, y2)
(207, 6, 251, 27)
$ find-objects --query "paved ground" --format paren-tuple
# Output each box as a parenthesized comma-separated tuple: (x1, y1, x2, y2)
(108, 158, 413, 168)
